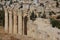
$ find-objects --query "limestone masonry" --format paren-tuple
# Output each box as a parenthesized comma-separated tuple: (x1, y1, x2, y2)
(0, 0, 60, 40)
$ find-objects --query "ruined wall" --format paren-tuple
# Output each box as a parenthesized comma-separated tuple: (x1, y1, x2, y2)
(27, 18, 60, 40)
(27, 20, 38, 39)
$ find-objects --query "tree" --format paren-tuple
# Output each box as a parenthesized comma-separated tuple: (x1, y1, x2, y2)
(56, 1, 59, 7)
(50, 18, 60, 29)
(30, 11, 37, 21)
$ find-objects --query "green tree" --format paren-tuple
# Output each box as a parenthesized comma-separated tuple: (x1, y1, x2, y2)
(30, 11, 37, 21)
(50, 18, 60, 29)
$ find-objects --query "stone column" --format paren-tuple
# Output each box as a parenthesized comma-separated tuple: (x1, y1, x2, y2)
(4, 7, 9, 33)
(13, 9, 18, 34)
(18, 9, 22, 35)
(8, 9, 13, 34)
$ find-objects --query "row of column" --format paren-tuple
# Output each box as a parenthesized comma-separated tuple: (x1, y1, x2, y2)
(4, 7, 23, 35)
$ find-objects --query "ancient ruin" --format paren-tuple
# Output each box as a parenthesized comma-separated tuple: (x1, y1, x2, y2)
(0, 0, 60, 40)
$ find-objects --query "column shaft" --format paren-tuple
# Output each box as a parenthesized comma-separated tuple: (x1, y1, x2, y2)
(5, 8, 8, 33)
(13, 11, 17, 34)
(9, 11, 13, 33)
(18, 10, 22, 35)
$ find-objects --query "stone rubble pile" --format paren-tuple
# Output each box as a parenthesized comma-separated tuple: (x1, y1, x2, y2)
(27, 18, 60, 40)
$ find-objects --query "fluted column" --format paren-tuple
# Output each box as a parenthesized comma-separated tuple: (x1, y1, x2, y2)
(4, 7, 9, 33)
(8, 10, 13, 34)
(13, 10, 18, 34)
(18, 9, 22, 35)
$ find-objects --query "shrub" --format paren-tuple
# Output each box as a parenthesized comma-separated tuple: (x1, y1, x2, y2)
(56, 1, 59, 7)
(30, 11, 37, 21)
(50, 18, 60, 29)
